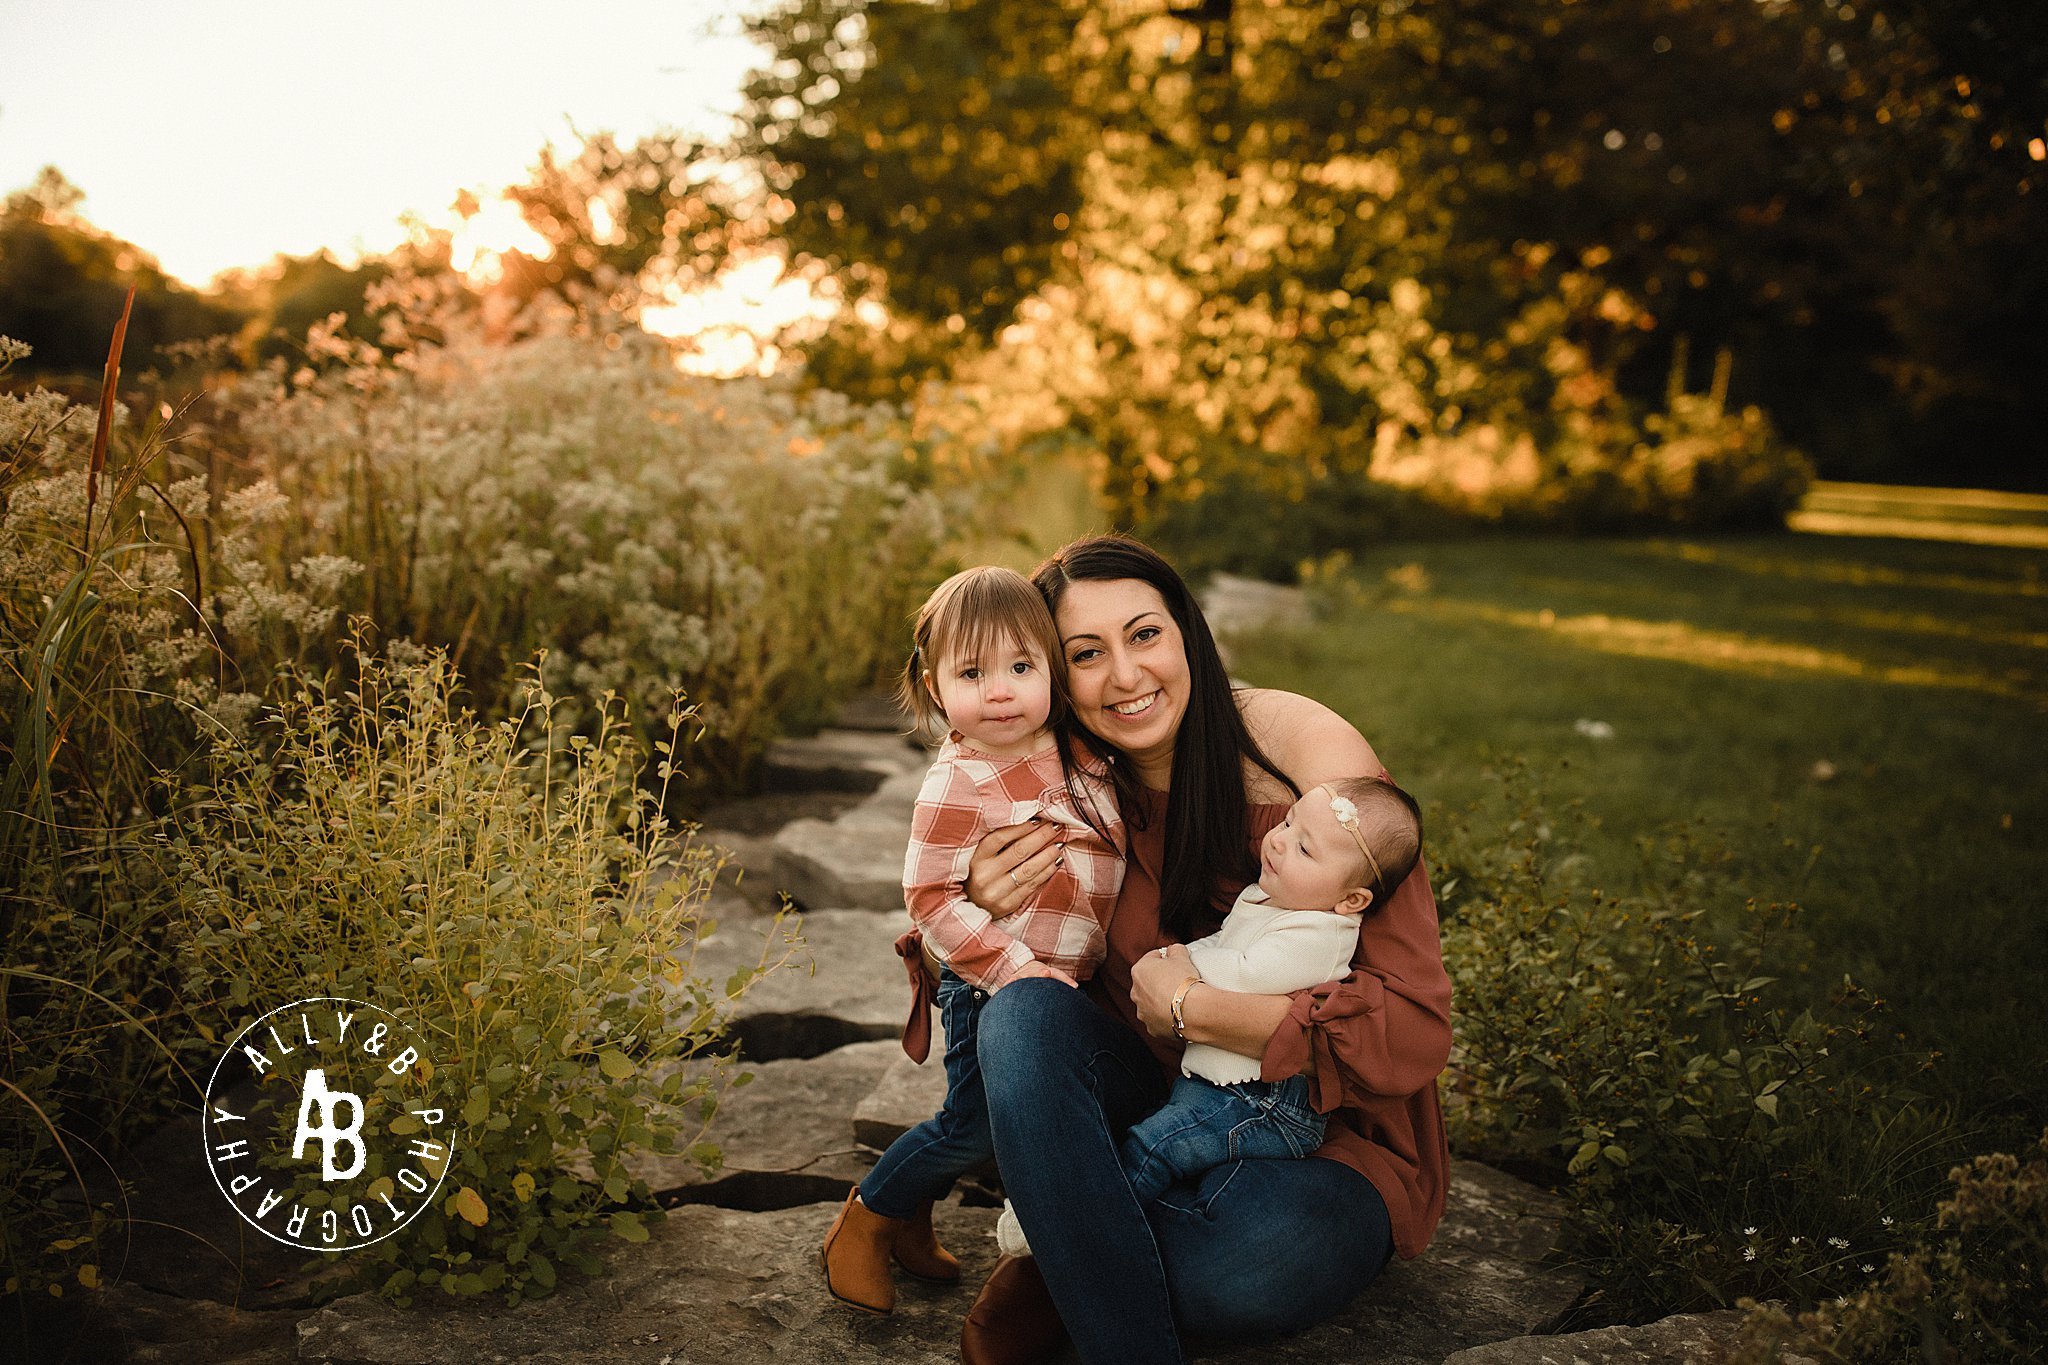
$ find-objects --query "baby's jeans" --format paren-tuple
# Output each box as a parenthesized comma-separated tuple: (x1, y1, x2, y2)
(858, 967, 992, 1216)
(1119, 1072, 1324, 1205)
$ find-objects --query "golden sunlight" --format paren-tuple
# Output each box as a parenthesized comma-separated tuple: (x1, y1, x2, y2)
(641, 254, 837, 377)
(447, 196, 555, 286)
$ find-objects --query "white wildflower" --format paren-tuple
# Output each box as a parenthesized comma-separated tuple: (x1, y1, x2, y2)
(1573, 718, 1615, 740)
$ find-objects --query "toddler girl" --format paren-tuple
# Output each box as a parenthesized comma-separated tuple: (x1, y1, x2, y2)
(820, 565, 1124, 1315)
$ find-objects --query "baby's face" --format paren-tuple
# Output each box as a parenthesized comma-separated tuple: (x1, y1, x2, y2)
(1257, 789, 1370, 915)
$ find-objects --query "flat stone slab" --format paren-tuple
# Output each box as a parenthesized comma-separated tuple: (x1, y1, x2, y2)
(684, 908, 910, 1060)
(769, 766, 923, 913)
(617, 1041, 899, 1202)
(833, 690, 915, 733)
(1442, 1308, 1748, 1363)
(851, 1049, 949, 1153)
(758, 728, 928, 795)
(296, 1200, 1003, 1365)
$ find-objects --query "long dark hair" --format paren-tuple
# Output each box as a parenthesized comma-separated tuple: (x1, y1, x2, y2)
(1032, 535, 1297, 940)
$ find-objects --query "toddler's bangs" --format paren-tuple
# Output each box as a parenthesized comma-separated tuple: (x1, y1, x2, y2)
(924, 569, 1059, 673)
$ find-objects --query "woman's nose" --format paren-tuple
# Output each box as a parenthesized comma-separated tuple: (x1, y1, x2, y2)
(1106, 648, 1141, 691)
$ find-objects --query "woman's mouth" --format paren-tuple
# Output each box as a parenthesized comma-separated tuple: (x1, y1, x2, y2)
(1106, 691, 1159, 719)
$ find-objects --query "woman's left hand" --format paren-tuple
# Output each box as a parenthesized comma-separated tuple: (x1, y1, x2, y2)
(1131, 944, 1197, 1040)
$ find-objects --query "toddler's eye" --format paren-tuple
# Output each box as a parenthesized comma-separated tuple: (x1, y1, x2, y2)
(1011, 660, 1034, 675)
(960, 667, 980, 681)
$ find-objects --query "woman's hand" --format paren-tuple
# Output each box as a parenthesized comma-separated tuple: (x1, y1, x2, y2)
(964, 819, 1065, 919)
(1131, 944, 1198, 1039)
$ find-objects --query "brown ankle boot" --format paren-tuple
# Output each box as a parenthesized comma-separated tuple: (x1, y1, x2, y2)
(890, 1199, 960, 1283)
(961, 1255, 1066, 1365)
(820, 1187, 898, 1315)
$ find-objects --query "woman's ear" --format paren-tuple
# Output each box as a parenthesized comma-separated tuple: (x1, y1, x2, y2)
(1337, 887, 1374, 918)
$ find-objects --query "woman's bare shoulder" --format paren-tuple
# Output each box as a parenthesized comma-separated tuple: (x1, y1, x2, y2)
(1236, 688, 1384, 798)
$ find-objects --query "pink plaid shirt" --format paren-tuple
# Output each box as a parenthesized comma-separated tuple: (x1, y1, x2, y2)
(902, 735, 1125, 991)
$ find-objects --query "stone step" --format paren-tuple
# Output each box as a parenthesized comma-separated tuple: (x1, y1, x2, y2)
(758, 727, 928, 796)
(833, 689, 916, 733)
(1442, 1308, 1748, 1363)
(614, 1041, 900, 1205)
(768, 765, 924, 913)
(684, 908, 911, 1061)
(297, 1200, 1004, 1365)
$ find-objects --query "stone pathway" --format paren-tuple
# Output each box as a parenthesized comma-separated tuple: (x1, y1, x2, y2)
(44, 686, 1743, 1363)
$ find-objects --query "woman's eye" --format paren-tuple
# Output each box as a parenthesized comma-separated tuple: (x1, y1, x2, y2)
(1069, 647, 1100, 665)
(1132, 626, 1161, 644)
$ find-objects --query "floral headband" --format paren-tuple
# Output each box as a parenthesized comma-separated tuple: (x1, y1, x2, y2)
(1318, 784, 1384, 892)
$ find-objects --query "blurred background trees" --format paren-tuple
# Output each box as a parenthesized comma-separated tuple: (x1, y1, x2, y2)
(739, 0, 2044, 516)
(2, 0, 2039, 510)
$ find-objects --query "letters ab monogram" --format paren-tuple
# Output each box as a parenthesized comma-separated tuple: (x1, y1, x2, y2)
(292, 1067, 367, 1180)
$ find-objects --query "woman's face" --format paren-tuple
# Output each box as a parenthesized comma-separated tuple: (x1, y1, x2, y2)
(1054, 577, 1191, 768)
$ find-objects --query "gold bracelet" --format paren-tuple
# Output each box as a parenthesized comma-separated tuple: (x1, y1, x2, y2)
(1170, 977, 1200, 1040)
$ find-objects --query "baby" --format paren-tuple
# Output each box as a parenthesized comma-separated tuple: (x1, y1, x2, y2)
(821, 565, 1124, 1315)
(997, 775, 1421, 1255)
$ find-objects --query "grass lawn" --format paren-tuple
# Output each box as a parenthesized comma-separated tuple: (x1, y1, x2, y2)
(1221, 531, 2047, 1138)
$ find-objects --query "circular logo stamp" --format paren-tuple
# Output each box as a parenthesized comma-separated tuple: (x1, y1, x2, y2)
(201, 997, 458, 1251)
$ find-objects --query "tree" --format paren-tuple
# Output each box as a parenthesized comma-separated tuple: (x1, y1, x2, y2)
(0, 167, 243, 377)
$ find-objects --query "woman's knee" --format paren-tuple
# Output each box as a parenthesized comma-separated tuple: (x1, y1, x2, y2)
(976, 978, 1097, 1091)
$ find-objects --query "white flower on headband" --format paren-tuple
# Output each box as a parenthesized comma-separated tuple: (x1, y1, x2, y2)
(1328, 793, 1359, 828)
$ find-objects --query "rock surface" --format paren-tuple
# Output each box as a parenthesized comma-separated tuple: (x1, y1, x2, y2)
(686, 908, 911, 1060)
(297, 1201, 1003, 1365)
(769, 766, 924, 912)
(619, 1041, 900, 1205)
(1442, 1309, 1749, 1363)
(851, 1049, 950, 1153)
(758, 728, 927, 795)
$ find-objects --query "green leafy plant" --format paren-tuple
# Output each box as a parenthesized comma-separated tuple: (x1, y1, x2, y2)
(156, 638, 793, 1302)
(1438, 762, 1958, 1322)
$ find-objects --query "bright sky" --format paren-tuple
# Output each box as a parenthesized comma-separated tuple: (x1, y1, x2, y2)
(0, 0, 769, 288)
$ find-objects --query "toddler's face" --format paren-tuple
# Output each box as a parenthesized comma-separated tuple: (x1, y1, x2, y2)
(1257, 789, 1371, 915)
(927, 634, 1054, 759)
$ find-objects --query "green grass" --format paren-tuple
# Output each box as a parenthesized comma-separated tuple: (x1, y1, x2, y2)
(1222, 532, 2048, 1135)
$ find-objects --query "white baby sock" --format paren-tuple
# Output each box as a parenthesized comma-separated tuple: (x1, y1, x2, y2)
(994, 1198, 1033, 1258)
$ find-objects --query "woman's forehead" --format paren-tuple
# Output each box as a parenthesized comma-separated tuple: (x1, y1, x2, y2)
(1055, 577, 1172, 634)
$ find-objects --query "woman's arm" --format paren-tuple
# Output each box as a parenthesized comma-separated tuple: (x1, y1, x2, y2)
(1130, 946, 1292, 1052)
(1238, 688, 1384, 796)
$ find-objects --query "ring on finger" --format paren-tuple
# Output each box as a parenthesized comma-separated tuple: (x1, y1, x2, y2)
(1009, 869, 1020, 888)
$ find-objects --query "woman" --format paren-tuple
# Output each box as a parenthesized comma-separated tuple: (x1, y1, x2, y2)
(957, 536, 1451, 1365)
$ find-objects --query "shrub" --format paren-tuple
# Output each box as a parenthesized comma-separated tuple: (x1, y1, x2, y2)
(1437, 764, 1958, 1323)
(214, 324, 950, 789)
(158, 639, 792, 1302)
(1728, 1129, 2048, 1363)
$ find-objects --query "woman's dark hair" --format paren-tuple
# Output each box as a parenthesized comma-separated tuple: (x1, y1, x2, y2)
(1032, 534, 1297, 939)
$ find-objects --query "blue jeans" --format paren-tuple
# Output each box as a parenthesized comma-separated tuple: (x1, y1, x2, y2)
(859, 967, 993, 1218)
(1121, 1073, 1326, 1205)
(979, 979, 1394, 1365)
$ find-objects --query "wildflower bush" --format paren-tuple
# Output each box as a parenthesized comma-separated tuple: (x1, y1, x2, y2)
(1729, 1129, 2048, 1363)
(1436, 765, 1957, 1322)
(2, 319, 940, 1298)
(156, 640, 790, 1302)
(216, 322, 949, 788)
